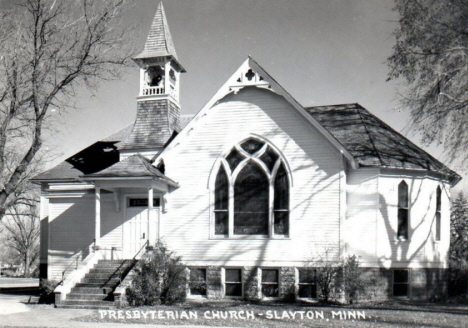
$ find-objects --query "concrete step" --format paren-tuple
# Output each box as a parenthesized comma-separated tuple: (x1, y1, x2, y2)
(87, 268, 126, 275)
(75, 282, 119, 288)
(71, 286, 112, 294)
(95, 261, 130, 267)
(66, 293, 113, 301)
(81, 278, 121, 284)
(58, 303, 116, 310)
(61, 300, 116, 307)
(85, 272, 123, 279)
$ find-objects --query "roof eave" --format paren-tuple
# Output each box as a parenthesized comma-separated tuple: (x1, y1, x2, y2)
(132, 54, 186, 73)
(81, 175, 179, 188)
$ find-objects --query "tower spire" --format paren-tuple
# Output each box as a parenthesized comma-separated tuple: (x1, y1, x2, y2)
(133, 2, 185, 72)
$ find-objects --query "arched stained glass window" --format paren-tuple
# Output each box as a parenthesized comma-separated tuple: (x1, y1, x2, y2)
(213, 137, 290, 237)
(226, 148, 244, 171)
(214, 165, 229, 235)
(397, 181, 409, 240)
(274, 163, 289, 235)
(234, 161, 269, 235)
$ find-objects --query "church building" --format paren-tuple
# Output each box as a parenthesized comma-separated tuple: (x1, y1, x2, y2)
(32, 3, 460, 307)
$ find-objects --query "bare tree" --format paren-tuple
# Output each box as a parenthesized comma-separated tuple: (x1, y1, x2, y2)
(1, 200, 40, 277)
(387, 0, 468, 168)
(0, 0, 134, 220)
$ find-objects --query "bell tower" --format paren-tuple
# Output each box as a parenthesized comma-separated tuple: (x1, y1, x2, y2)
(120, 2, 186, 156)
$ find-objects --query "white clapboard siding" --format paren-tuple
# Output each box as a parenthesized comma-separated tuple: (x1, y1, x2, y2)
(162, 87, 344, 265)
(48, 195, 94, 280)
(346, 168, 379, 264)
(40, 196, 49, 265)
(377, 174, 450, 268)
(48, 193, 124, 279)
(100, 194, 123, 250)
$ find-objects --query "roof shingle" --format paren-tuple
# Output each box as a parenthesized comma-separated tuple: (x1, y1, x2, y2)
(83, 154, 177, 186)
(133, 2, 178, 61)
(305, 103, 460, 182)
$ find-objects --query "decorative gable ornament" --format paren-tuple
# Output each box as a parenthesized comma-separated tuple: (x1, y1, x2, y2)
(229, 66, 272, 94)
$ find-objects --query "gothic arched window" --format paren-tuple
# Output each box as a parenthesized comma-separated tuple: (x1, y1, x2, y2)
(435, 186, 441, 241)
(213, 138, 290, 237)
(397, 181, 409, 240)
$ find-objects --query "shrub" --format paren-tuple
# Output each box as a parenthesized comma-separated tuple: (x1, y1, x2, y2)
(312, 249, 343, 303)
(316, 264, 342, 303)
(448, 259, 468, 302)
(39, 279, 60, 304)
(126, 240, 187, 306)
(343, 255, 366, 304)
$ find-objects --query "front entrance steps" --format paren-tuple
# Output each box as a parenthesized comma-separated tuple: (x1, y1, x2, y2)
(57, 259, 136, 309)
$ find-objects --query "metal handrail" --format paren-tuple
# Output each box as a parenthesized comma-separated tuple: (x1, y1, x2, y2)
(118, 240, 149, 285)
(61, 248, 85, 285)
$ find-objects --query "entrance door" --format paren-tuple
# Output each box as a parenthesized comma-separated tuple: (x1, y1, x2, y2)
(123, 198, 159, 258)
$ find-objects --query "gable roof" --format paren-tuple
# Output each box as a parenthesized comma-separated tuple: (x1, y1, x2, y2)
(306, 103, 460, 183)
(82, 154, 177, 186)
(156, 56, 357, 168)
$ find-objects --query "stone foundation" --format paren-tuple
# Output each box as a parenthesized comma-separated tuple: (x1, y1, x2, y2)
(188, 266, 448, 302)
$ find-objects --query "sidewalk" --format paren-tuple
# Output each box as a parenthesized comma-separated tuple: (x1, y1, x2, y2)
(0, 294, 233, 328)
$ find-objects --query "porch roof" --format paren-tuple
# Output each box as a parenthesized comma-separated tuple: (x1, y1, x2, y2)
(81, 154, 178, 187)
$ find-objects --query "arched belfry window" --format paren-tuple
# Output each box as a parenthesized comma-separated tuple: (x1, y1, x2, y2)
(397, 181, 409, 240)
(213, 137, 290, 237)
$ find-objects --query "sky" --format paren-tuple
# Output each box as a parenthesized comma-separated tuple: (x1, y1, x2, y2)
(1, 0, 465, 191)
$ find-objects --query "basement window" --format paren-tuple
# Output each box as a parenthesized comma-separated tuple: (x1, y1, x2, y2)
(261, 269, 279, 298)
(224, 269, 243, 297)
(189, 268, 207, 296)
(393, 269, 410, 297)
(298, 268, 317, 299)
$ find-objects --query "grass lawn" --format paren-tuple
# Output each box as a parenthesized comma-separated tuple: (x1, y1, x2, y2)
(75, 300, 468, 328)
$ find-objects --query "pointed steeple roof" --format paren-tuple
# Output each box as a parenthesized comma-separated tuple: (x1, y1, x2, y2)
(134, 2, 184, 70)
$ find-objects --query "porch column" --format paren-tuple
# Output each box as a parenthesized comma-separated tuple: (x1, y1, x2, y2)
(95, 187, 101, 249)
(148, 187, 153, 244)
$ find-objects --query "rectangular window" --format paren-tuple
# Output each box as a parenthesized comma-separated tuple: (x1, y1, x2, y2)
(298, 268, 317, 299)
(128, 198, 160, 207)
(393, 269, 410, 297)
(189, 268, 207, 296)
(225, 269, 243, 297)
(261, 269, 279, 297)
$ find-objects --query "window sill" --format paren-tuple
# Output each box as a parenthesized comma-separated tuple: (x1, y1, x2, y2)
(210, 235, 290, 240)
(187, 294, 207, 299)
(297, 297, 319, 303)
(224, 295, 243, 299)
(261, 296, 281, 301)
(393, 238, 410, 243)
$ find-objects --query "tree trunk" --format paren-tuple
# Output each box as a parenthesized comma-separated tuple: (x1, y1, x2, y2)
(24, 251, 30, 278)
